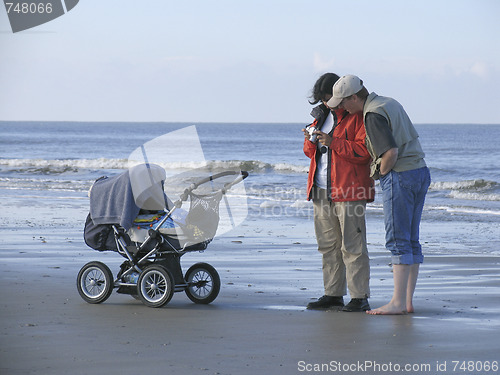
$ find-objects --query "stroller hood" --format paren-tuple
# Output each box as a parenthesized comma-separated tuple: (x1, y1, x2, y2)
(129, 163, 167, 211)
(89, 163, 168, 229)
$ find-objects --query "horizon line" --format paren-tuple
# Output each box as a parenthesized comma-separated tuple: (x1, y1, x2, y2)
(1, 120, 500, 126)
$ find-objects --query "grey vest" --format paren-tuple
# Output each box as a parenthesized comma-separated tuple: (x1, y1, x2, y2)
(363, 92, 426, 179)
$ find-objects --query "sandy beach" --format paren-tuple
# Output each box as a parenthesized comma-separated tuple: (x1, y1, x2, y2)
(1, 205, 499, 375)
(2, 0, 500, 371)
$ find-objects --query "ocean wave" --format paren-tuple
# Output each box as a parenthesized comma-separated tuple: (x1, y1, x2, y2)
(430, 179, 497, 191)
(0, 177, 92, 192)
(429, 205, 500, 216)
(0, 158, 130, 172)
(448, 191, 500, 202)
(430, 179, 500, 202)
(0, 158, 308, 174)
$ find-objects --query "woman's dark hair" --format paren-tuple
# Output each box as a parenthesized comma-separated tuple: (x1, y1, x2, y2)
(308, 73, 340, 105)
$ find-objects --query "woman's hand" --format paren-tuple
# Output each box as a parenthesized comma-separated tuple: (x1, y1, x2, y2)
(314, 131, 332, 147)
(302, 128, 312, 142)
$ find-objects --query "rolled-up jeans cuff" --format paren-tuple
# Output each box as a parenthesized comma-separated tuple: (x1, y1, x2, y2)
(391, 254, 424, 265)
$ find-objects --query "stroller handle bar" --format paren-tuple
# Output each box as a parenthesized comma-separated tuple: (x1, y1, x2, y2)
(179, 170, 248, 202)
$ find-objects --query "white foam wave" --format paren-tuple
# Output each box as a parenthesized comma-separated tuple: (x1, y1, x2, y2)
(0, 158, 308, 174)
(430, 179, 497, 191)
(448, 191, 500, 202)
(0, 158, 129, 171)
(430, 179, 499, 202)
(273, 163, 309, 173)
(429, 205, 500, 216)
(0, 177, 92, 192)
(290, 200, 312, 208)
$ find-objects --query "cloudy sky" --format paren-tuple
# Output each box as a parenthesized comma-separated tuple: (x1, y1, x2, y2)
(1, 0, 499, 124)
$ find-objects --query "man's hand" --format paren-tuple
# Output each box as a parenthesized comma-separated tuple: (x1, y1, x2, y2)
(380, 148, 398, 176)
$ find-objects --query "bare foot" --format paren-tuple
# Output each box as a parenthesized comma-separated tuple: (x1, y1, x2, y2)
(366, 303, 408, 315)
(406, 304, 415, 313)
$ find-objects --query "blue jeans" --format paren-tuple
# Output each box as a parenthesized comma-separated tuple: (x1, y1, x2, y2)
(379, 167, 431, 265)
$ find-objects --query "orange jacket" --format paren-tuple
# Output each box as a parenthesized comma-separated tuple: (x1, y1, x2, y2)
(304, 106, 374, 202)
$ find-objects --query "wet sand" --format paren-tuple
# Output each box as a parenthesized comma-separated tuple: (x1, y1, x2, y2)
(1, 220, 499, 375)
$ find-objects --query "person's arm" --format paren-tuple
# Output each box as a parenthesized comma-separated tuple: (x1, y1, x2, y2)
(380, 147, 398, 175)
(303, 120, 318, 159)
(365, 112, 398, 174)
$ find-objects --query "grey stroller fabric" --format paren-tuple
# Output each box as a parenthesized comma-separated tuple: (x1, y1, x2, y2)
(89, 164, 168, 230)
(89, 171, 140, 230)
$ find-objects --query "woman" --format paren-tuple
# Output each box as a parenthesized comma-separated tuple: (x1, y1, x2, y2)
(302, 73, 374, 312)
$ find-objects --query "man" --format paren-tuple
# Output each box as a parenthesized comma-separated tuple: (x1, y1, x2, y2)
(303, 73, 374, 312)
(327, 75, 431, 315)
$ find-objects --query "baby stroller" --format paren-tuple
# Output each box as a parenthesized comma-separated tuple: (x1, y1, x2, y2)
(77, 163, 248, 308)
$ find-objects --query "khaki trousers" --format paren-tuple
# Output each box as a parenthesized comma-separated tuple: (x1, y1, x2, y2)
(312, 187, 370, 298)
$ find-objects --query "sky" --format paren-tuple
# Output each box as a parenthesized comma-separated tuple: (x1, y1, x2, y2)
(1, 0, 499, 124)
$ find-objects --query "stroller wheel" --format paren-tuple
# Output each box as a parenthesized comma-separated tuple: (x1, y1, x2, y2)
(77, 261, 114, 304)
(137, 265, 174, 308)
(185, 262, 220, 304)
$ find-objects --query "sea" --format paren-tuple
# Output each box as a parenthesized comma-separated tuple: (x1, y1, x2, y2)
(1, 122, 499, 255)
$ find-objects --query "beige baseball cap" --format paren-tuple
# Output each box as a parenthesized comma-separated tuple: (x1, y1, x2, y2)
(326, 75, 363, 108)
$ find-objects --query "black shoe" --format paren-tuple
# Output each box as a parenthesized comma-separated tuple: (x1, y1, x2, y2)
(307, 295, 344, 309)
(342, 298, 370, 312)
